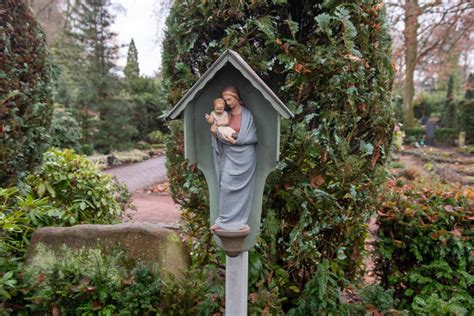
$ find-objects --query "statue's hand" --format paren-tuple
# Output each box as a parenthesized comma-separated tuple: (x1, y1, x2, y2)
(205, 113, 214, 124)
(223, 134, 237, 144)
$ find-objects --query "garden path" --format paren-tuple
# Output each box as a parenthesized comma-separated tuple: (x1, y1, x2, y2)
(105, 157, 181, 228)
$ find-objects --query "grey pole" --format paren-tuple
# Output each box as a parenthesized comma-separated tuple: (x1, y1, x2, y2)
(225, 251, 248, 315)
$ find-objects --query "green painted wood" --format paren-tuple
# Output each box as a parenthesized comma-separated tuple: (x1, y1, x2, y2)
(188, 64, 280, 250)
(167, 50, 293, 120)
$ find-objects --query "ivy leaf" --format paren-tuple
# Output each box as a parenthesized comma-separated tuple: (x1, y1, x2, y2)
(255, 16, 276, 42)
(359, 141, 374, 156)
(315, 13, 332, 36)
(286, 17, 299, 40)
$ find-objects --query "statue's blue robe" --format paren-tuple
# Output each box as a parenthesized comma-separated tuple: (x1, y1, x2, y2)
(212, 106, 257, 230)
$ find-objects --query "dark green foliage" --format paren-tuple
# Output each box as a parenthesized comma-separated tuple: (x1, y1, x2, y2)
(53, 0, 139, 151)
(20, 247, 161, 314)
(404, 127, 425, 145)
(441, 76, 458, 129)
(461, 74, 474, 144)
(287, 260, 361, 315)
(0, 0, 53, 186)
(124, 38, 140, 79)
(435, 128, 458, 146)
(162, 0, 394, 309)
(126, 77, 166, 142)
(95, 99, 138, 153)
(375, 182, 474, 312)
(50, 106, 83, 151)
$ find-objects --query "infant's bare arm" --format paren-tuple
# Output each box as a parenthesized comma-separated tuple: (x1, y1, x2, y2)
(205, 111, 215, 125)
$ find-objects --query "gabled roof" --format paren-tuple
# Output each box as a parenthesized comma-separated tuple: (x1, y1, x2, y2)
(165, 49, 293, 119)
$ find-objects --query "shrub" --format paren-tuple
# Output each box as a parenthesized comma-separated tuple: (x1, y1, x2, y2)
(162, 1, 394, 309)
(375, 181, 474, 312)
(21, 246, 161, 314)
(147, 130, 165, 144)
(435, 128, 458, 146)
(0, 0, 53, 186)
(404, 127, 425, 144)
(50, 106, 82, 151)
(26, 148, 132, 225)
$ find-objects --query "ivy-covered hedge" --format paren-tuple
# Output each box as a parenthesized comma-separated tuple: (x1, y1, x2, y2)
(162, 0, 394, 308)
(0, 0, 53, 186)
(404, 127, 425, 145)
(435, 128, 458, 146)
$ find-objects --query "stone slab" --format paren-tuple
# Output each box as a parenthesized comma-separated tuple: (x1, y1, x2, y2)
(27, 223, 190, 278)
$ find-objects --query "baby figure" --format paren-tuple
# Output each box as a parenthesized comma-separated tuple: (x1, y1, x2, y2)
(205, 98, 237, 139)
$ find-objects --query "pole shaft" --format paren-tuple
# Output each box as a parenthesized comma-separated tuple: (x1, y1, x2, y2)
(225, 251, 248, 315)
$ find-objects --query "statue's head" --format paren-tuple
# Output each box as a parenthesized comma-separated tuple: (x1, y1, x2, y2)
(222, 86, 244, 107)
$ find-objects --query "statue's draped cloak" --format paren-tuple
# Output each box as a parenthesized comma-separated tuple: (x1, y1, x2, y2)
(211, 106, 257, 230)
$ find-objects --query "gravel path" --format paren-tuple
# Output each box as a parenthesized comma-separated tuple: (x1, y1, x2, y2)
(105, 156, 167, 192)
(105, 156, 181, 227)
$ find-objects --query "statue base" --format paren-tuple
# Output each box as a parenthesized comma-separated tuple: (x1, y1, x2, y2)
(212, 225, 250, 257)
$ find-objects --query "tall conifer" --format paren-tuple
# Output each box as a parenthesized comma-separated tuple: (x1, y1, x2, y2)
(124, 38, 140, 79)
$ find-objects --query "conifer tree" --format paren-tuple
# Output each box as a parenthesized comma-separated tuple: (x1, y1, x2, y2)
(124, 38, 140, 79)
(54, 0, 136, 152)
(462, 73, 474, 143)
(441, 75, 457, 129)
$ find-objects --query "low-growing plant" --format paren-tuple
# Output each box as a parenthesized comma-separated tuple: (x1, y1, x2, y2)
(21, 245, 161, 315)
(375, 180, 474, 312)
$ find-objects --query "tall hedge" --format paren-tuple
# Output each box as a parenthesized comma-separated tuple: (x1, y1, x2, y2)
(0, 0, 53, 186)
(162, 0, 394, 302)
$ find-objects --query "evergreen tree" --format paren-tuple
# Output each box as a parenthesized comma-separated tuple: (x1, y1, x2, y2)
(441, 75, 458, 129)
(53, 0, 136, 152)
(462, 73, 474, 143)
(465, 73, 474, 100)
(162, 1, 394, 310)
(124, 38, 140, 79)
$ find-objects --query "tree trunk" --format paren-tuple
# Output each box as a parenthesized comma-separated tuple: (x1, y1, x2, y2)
(403, 0, 419, 128)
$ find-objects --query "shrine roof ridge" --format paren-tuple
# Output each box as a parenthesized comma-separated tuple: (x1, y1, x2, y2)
(165, 49, 294, 120)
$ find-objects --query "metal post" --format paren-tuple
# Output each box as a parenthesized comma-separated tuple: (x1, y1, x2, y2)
(225, 251, 248, 315)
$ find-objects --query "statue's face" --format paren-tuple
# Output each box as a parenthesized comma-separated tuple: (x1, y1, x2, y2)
(214, 102, 225, 114)
(223, 95, 239, 109)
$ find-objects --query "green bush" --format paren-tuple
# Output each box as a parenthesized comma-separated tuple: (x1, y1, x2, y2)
(435, 128, 458, 146)
(26, 148, 132, 225)
(147, 130, 165, 144)
(162, 1, 394, 309)
(404, 127, 425, 144)
(375, 182, 474, 312)
(20, 246, 161, 314)
(0, 0, 53, 186)
(50, 106, 83, 151)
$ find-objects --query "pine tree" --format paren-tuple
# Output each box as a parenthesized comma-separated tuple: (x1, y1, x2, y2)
(441, 75, 458, 129)
(124, 38, 140, 79)
(462, 73, 474, 143)
(53, 0, 136, 151)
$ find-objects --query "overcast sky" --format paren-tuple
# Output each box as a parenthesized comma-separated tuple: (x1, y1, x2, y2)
(111, 0, 171, 77)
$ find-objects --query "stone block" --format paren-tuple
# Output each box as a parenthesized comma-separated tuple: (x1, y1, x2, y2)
(27, 223, 190, 278)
